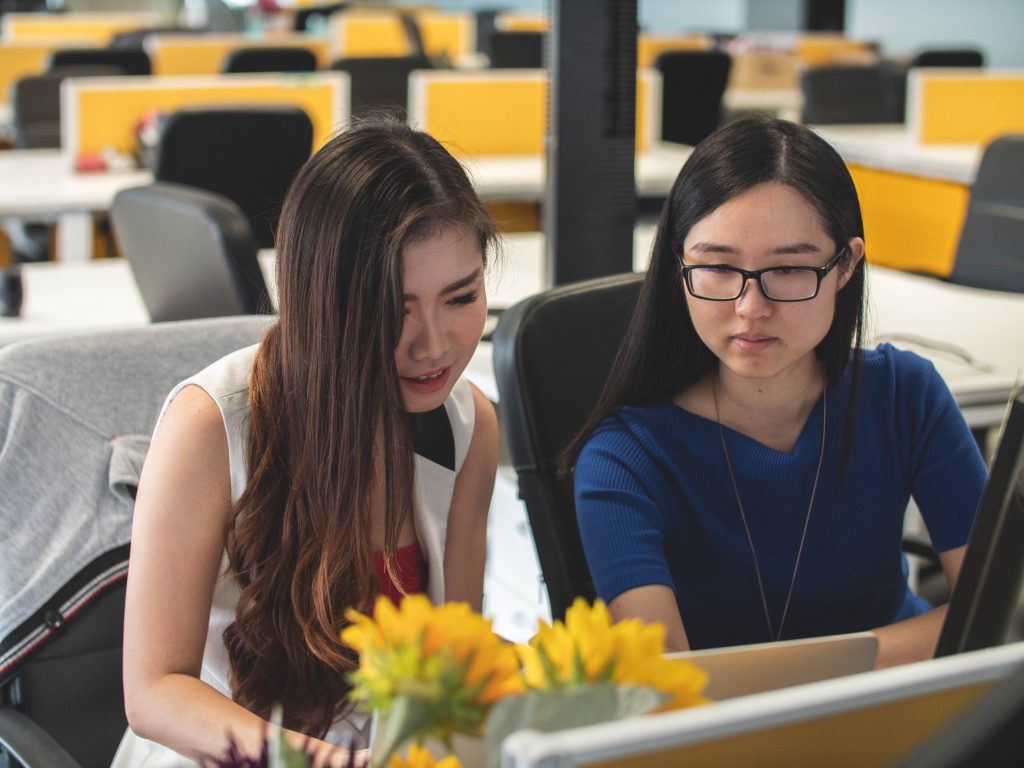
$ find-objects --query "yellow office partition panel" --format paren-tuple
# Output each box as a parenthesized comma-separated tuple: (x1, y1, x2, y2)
(0, 12, 167, 45)
(847, 164, 968, 277)
(410, 70, 661, 158)
(581, 681, 991, 768)
(62, 73, 349, 161)
(329, 10, 473, 60)
(637, 35, 712, 69)
(148, 34, 331, 75)
(0, 42, 73, 106)
(910, 70, 1024, 145)
(409, 70, 546, 157)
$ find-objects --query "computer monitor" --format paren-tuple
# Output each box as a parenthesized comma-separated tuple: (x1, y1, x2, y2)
(935, 390, 1024, 657)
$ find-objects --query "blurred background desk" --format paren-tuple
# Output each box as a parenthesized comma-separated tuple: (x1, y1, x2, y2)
(0, 149, 150, 262)
(814, 124, 982, 279)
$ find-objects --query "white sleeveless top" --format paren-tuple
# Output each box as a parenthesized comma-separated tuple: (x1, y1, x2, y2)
(111, 345, 476, 767)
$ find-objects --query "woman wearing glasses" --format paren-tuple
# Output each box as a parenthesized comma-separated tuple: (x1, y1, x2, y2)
(570, 117, 986, 668)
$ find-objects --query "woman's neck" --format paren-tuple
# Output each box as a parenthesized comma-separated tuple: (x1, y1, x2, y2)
(712, 360, 825, 453)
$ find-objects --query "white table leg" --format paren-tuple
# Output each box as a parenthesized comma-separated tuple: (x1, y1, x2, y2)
(56, 212, 94, 262)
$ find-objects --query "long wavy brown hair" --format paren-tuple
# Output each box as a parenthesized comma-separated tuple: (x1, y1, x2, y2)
(222, 119, 497, 735)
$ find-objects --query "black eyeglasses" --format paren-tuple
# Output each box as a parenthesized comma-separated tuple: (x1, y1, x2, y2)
(677, 247, 847, 302)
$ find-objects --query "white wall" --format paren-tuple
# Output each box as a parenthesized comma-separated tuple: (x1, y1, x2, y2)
(847, 0, 1024, 67)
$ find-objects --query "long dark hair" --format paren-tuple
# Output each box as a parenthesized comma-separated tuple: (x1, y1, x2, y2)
(223, 119, 497, 735)
(567, 116, 866, 463)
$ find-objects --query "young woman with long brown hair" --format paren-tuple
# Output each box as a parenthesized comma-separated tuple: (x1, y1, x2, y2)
(113, 119, 500, 767)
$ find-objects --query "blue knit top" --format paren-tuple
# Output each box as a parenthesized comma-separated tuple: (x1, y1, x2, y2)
(574, 345, 987, 649)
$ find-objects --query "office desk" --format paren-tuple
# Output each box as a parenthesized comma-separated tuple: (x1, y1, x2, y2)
(4, 232, 1020, 428)
(813, 125, 981, 277)
(0, 149, 151, 262)
(0, 144, 693, 262)
(815, 125, 981, 185)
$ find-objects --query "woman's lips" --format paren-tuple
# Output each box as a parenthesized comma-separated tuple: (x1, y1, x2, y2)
(401, 367, 451, 394)
(732, 334, 776, 351)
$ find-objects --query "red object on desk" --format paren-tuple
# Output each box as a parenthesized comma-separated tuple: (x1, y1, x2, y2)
(74, 153, 106, 173)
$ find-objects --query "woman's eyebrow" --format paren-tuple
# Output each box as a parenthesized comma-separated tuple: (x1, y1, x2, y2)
(403, 267, 482, 300)
(687, 242, 823, 256)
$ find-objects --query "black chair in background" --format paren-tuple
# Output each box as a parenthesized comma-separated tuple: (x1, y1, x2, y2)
(655, 49, 731, 146)
(800, 64, 902, 124)
(948, 134, 1024, 293)
(330, 54, 432, 120)
(473, 8, 501, 60)
(221, 46, 318, 73)
(47, 48, 151, 76)
(492, 273, 644, 619)
(489, 30, 544, 68)
(0, 316, 273, 768)
(152, 105, 313, 250)
(111, 182, 273, 322)
(910, 48, 985, 69)
(11, 65, 123, 149)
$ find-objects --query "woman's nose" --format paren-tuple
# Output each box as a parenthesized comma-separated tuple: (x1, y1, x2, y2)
(408, 314, 447, 361)
(735, 277, 773, 318)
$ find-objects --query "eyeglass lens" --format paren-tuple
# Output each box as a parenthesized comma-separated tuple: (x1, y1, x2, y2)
(688, 267, 820, 301)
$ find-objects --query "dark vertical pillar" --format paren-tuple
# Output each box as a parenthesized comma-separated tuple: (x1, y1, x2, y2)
(544, 0, 637, 286)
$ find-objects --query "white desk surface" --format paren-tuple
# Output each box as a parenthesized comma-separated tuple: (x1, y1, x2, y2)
(0, 144, 692, 261)
(3, 235, 1021, 424)
(0, 148, 151, 217)
(813, 124, 982, 185)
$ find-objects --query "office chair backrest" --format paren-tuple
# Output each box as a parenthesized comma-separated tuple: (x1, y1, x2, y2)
(949, 134, 1024, 293)
(489, 30, 544, 68)
(329, 54, 431, 119)
(47, 48, 152, 76)
(800, 63, 901, 124)
(655, 49, 731, 146)
(492, 273, 644, 618)
(10, 66, 121, 149)
(0, 316, 273, 768)
(111, 182, 272, 322)
(152, 105, 314, 250)
(221, 46, 319, 73)
(910, 48, 985, 69)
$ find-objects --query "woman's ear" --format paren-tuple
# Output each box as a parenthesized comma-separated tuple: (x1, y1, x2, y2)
(837, 237, 865, 290)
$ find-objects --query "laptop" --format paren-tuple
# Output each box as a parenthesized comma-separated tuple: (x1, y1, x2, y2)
(665, 631, 879, 700)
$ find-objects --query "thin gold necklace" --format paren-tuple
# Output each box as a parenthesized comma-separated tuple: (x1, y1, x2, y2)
(712, 376, 827, 642)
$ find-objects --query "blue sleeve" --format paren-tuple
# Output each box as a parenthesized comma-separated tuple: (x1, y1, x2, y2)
(574, 417, 676, 603)
(894, 349, 987, 552)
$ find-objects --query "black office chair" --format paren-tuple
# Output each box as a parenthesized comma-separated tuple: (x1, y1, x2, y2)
(11, 65, 122, 149)
(492, 273, 644, 619)
(0, 316, 273, 768)
(151, 105, 314, 250)
(47, 48, 151, 76)
(655, 49, 732, 146)
(221, 46, 318, 73)
(111, 182, 273, 323)
(910, 48, 985, 69)
(948, 134, 1024, 293)
(329, 54, 432, 120)
(800, 63, 903, 124)
(489, 30, 544, 69)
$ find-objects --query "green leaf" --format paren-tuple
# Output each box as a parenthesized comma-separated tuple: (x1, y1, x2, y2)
(482, 683, 668, 768)
(371, 696, 439, 768)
